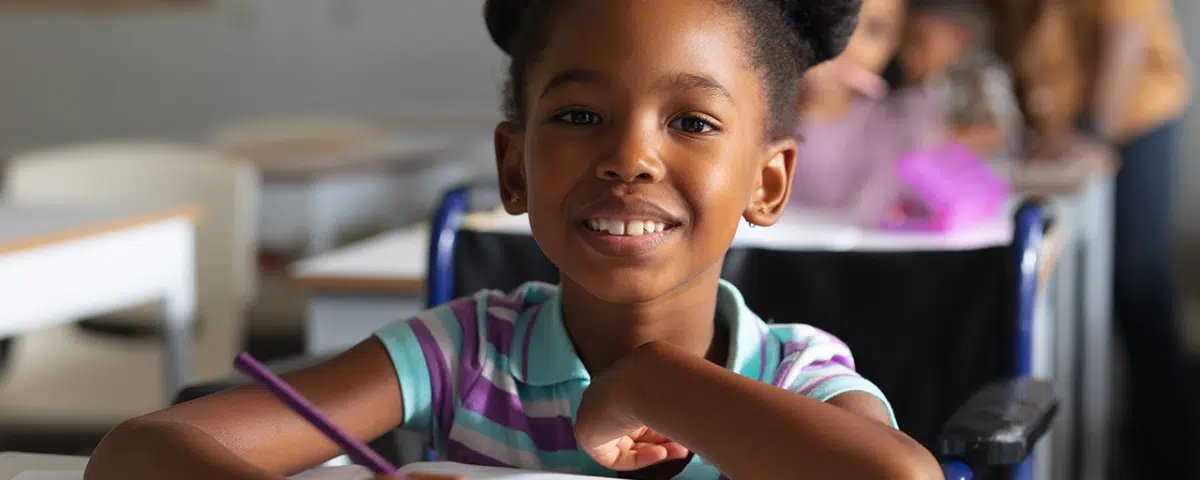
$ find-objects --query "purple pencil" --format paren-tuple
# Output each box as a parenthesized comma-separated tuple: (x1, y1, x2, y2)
(233, 352, 398, 475)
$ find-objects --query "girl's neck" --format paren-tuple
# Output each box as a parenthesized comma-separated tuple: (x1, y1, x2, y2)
(559, 269, 729, 376)
(799, 86, 858, 122)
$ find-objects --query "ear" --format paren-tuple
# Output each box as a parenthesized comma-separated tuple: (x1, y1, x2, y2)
(494, 121, 528, 215)
(744, 137, 796, 227)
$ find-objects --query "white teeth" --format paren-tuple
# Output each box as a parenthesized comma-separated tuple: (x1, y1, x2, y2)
(626, 220, 645, 236)
(587, 219, 667, 236)
(605, 221, 625, 235)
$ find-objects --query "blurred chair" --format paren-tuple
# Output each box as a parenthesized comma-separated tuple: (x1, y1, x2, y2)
(0, 140, 258, 430)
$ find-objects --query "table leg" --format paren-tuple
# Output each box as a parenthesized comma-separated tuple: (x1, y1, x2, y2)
(161, 226, 198, 398)
(1051, 211, 1080, 480)
(1080, 178, 1115, 480)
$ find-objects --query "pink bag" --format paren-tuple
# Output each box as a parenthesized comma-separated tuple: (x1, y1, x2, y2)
(879, 142, 1010, 232)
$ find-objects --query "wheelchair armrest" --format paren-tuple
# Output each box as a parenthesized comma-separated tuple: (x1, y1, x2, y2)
(936, 377, 1058, 468)
(172, 353, 338, 405)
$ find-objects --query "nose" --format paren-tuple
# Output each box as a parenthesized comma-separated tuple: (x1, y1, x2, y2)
(595, 123, 665, 183)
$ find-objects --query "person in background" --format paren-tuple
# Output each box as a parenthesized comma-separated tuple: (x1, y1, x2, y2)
(901, 0, 1022, 157)
(990, 0, 1194, 477)
(792, 0, 945, 225)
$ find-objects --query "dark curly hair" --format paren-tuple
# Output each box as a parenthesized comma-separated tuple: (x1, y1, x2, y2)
(484, 0, 862, 140)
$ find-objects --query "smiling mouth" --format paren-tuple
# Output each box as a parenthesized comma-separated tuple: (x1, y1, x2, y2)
(584, 218, 676, 237)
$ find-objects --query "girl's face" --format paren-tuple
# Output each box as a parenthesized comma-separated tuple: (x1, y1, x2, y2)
(804, 0, 905, 95)
(901, 12, 972, 83)
(494, 0, 796, 304)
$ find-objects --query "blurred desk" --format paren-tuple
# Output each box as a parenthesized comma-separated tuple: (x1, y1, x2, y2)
(996, 137, 1118, 480)
(0, 452, 87, 479)
(0, 203, 199, 396)
(216, 115, 497, 255)
(291, 226, 427, 354)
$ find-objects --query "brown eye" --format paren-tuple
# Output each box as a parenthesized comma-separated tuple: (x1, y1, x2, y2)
(555, 110, 602, 125)
(668, 115, 715, 134)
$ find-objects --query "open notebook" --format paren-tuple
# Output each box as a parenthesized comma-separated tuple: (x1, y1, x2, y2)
(14, 462, 610, 479)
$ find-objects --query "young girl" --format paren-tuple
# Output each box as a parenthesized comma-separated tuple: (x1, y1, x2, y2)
(789, 0, 944, 224)
(84, 0, 939, 478)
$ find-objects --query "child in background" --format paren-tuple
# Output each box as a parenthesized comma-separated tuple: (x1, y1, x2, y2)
(83, 1, 940, 479)
(901, 0, 1022, 157)
(791, 0, 944, 224)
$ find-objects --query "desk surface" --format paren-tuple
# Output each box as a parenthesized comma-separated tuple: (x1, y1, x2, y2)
(291, 202, 1068, 294)
(0, 203, 202, 255)
(214, 114, 499, 182)
(291, 226, 427, 294)
(0, 452, 87, 479)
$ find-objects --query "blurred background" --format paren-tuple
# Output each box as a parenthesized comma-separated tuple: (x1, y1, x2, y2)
(0, 0, 1195, 479)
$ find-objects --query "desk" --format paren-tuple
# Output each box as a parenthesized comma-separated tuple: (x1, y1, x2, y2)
(0, 452, 87, 480)
(292, 227, 427, 354)
(0, 204, 200, 396)
(222, 115, 498, 255)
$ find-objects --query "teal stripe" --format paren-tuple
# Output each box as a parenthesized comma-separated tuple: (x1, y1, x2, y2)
(373, 319, 432, 435)
(807, 378, 899, 429)
(431, 304, 466, 346)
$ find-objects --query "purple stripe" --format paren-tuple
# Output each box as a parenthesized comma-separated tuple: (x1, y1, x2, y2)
(810, 326, 849, 350)
(521, 306, 541, 380)
(772, 359, 798, 387)
(483, 307, 518, 356)
(801, 355, 855, 372)
(459, 376, 578, 451)
(407, 317, 455, 443)
(447, 298, 484, 393)
(757, 325, 767, 382)
(445, 437, 514, 468)
(780, 341, 808, 356)
(797, 373, 858, 396)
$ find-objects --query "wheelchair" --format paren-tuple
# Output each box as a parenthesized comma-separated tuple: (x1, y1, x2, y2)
(177, 184, 1059, 480)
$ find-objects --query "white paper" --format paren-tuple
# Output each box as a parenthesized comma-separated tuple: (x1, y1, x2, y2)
(398, 462, 610, 479)
(13, 465, 374, 480)
(13, 463, 608, 480)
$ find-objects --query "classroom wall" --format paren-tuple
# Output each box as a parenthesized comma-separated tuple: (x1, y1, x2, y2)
(1175, 0, 1200, 245)
(0, 0, 505, 153)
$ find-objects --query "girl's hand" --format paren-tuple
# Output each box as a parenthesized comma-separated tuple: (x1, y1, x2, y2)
(574, 344, 690, 471)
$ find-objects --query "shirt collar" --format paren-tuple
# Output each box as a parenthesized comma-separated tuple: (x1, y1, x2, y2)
(508, 280, 773, 386)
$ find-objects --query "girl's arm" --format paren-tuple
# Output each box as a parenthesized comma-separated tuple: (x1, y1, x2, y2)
(84, 338, 405, 480)
(1090, 14, 1149, 139)
(617, 342, 940, 479)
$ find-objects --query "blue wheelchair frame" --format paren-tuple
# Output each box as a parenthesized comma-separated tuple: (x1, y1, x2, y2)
(426, 186, 1058, 480)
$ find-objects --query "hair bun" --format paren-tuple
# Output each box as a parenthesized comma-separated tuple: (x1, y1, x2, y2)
(484, 0, 528, 55)
(779, 0, 863, 64)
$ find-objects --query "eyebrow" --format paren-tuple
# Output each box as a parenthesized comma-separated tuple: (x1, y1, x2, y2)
(652, 72, 733, 102)
(539, 70, 734, 103)
(540, 69, 610, 99)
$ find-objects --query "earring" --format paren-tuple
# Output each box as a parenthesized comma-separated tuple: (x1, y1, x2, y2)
(759, 205, 770, 214)
(510, 191, 521, 205)
(747, 220, 757, 229)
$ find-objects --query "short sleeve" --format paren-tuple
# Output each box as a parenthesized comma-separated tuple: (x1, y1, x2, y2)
(773, 327, 898, 428)
(373, 297, 471, 441)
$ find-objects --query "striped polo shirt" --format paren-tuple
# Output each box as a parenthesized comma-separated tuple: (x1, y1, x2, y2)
(375, 280, 895, 478)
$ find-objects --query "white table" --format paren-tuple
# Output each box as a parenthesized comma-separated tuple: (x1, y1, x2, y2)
(291, 226, 428, 355)
(228, 115, 499, 256)
(0, 204, 200, 396)
(0, 452, 88, 479)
